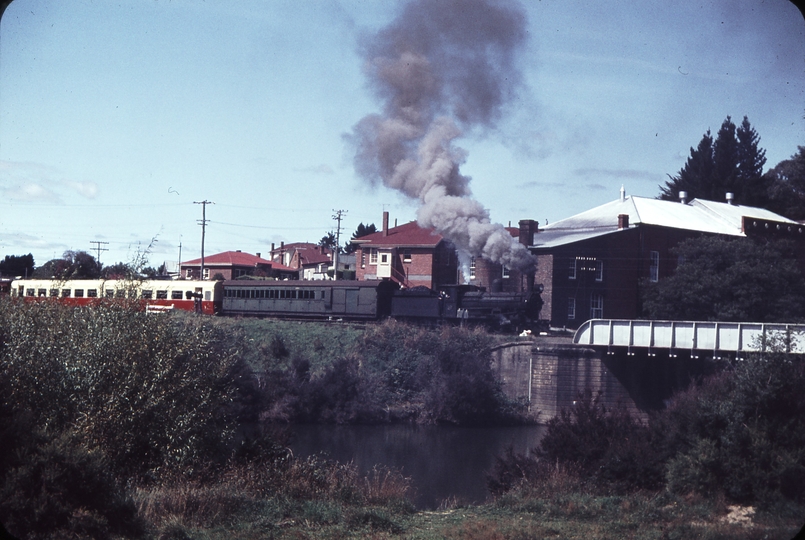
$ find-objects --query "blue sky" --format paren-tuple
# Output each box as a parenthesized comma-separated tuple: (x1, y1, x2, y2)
(1, 0, 803, 269)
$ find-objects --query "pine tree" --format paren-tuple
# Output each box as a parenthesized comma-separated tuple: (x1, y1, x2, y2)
(660, 115, 768, 206)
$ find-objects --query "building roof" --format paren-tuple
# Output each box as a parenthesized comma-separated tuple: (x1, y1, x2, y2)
(182, 251, 274, 267)
(354, 221, 445, 248)
(531, 194, 799, 249)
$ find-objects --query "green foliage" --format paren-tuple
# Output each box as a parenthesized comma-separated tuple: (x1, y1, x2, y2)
(344, 222, 377, 254)
(33, 250, 101, 279)
(663, 353, 805, 505)
(0, 428, 144, 540)
(0, 299, 245, 483)
(0, 253, 34, 278)
(641, 236, 805, 322)
(764, 145, 805, 220)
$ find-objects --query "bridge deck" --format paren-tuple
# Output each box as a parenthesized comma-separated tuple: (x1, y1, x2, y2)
(573, 319, 805, 354)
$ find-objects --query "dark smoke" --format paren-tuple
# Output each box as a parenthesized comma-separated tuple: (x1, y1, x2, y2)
(349, 0, 536, 272)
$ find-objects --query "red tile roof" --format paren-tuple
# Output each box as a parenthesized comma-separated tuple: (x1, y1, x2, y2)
(354, 221, 444, 248)
(182, 251, 273, 267)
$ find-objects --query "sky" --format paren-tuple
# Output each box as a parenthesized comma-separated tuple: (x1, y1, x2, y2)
(1, 0, 803, 270)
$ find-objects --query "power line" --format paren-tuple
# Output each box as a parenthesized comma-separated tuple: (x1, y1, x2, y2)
(89, 240, 109, 264)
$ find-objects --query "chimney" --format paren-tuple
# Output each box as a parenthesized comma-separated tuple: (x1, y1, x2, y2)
(382, 211, 389, 236)
(256, 252, 261, 259)
(518, 219, 538, 247)
(679, 191, 688, 204)
(271, 242, 275, 253)
(726, 192, 734, 205)
(618, 214, 629, 230)
(619, 185, 626, 202)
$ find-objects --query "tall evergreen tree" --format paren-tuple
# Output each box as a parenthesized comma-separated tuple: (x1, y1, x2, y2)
(659, 131, 715, 201)
(659, 115, 768, 206)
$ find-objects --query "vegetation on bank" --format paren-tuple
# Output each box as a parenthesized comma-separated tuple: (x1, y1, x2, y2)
(1, 298, 803, 538)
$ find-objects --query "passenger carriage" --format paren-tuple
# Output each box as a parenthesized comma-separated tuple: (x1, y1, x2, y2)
(9, 278, 223, 315)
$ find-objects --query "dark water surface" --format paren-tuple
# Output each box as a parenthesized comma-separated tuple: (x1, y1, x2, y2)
(289, 424, 546, 509)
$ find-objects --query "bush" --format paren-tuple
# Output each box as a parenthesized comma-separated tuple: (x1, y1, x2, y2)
(0, 299, 247, 483)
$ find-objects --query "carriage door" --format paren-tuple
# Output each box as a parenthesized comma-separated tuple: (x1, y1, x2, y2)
(377, 249, 393, 278)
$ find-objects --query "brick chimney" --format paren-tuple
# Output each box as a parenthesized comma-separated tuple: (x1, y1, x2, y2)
(618, 214, 629, 229)
(382, 211, 389, 237)
(518, 219, 538, 247)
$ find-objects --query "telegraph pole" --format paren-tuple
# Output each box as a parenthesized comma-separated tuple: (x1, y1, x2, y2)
(194, 200, 213, 279)
(332, 209, 346, 281)
(89, 240, 109, 265)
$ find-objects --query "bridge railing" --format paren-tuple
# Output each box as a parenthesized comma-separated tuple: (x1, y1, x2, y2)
(573, 319, 805, 356)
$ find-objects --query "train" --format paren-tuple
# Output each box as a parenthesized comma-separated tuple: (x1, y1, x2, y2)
(7, 277, 544, 331)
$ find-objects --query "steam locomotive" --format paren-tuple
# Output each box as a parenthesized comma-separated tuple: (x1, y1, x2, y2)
(8, 278, 544, 331)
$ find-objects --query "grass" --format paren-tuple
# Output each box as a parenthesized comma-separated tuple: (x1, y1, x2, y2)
(130, 486, 805, 539)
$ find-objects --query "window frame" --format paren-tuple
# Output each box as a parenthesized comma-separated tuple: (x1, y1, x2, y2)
(567, 297, 576, 320)
(569, 257, 577, 280)
(590, 293, 604, 319)
(649, 251, 660, 282)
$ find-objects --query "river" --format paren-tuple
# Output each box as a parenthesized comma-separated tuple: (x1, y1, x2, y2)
(289, 424, 546, 509)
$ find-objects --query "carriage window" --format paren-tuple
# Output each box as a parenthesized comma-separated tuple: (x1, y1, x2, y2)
(106, 289, 115, 298)
(128, 290, 138, 299)
(171, 290, 183, 300)
(116, 289, 126, 298)
(87, 289, 98, 298)
(26, 288, 34, 297)
(74, 289, 84, 298)
(156, 290, 168, 299)
(38, 289, 47, 297)
(62, 289, 70, 297)
(141, 290, 153, 299)
(50, 289, 59, 297)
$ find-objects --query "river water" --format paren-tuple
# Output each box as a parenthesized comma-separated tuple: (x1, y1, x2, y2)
(289, 424, 546, 509)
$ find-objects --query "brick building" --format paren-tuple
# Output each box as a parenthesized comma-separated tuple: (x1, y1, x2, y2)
(181, 250, 296, 280)
(353, 212, 458, 289)
(530, 189, 803, 329)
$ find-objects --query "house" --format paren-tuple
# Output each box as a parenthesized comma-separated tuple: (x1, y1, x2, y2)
(528, 188, 804, 329)
(353, 212, 458, 289)
(268, 242, 356, 280)
(461, 220, 539, 293)
(181, 250, 297, 281)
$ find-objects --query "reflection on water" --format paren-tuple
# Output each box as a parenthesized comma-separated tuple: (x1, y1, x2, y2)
(289, 424, 546, 509)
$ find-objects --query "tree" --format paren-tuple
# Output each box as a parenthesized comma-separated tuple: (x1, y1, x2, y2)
(0, 254, 34, 278)
(641, 236, 805, 322)
(318, 231, 338, 253)
(764, 146, 805, 220)
(344, 222, 377, 254)
(32, 251, 101, 279)
(101, 262, 134, 279)
(660, 116, 768, 206)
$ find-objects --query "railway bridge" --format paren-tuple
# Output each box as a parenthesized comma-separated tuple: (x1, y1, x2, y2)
(490, 319, 805, 423)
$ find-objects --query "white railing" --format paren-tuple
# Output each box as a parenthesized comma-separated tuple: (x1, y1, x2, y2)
(573, 319, 805, 355)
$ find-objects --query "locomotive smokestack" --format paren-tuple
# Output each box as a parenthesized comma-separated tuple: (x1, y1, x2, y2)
(348, 0, 535, 273)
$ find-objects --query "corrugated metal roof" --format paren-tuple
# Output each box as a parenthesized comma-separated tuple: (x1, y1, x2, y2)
(532, 195, 798, 249)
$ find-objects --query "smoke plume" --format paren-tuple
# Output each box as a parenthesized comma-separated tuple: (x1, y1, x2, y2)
(350, 0, 536, 272)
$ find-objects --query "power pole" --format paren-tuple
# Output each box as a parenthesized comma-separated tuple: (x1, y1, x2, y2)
(194, 200, 213, 279)
(89, 240, 109, 265)
(332, 209, 346, 281)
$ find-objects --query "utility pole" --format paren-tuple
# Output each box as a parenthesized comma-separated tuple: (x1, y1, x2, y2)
(332, 209, 346, 281)
(89, 240, 109, 265)
(194, 200, 213, 279)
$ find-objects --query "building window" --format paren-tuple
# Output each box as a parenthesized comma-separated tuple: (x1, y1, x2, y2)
(380, 253, 388, 264)
(649, 251, 659, 282)
(403, 249, 412, 262)
(186, 268, 194, 279)
(569, 257, 577, 280)
(502, 265, 510, 279)
(469, 257, 476, 280)
(567, 297, 576, 320)
(370, 249, 378, 264)
(595, 260, 604, 282)
(203, 268, 210, 280)
(590, 294, 603, 319)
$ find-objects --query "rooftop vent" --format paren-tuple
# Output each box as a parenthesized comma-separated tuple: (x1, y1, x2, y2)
(679, 191, 688, 204)
(619, 185, 626, 202)
(726, 192, 734, 205)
